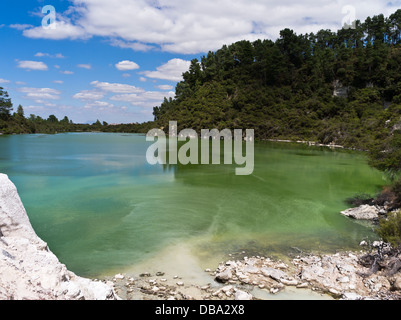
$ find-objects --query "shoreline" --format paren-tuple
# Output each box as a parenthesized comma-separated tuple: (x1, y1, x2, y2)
(103, 203, 401, 301)
(104, 246, 400, 300)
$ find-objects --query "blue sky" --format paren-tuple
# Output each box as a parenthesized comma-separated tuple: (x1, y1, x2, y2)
(0, 0, 400, 124)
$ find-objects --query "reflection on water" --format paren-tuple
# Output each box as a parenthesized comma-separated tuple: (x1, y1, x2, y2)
(0, 133, 388, 277)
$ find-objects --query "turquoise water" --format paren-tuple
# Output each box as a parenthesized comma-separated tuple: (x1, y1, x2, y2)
(0, 133, 388, 277)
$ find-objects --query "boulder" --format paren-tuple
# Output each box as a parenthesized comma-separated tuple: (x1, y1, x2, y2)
(261, 267, 288, 281)
(341, 205, 379, 220)
(234, 290, 252, 300)
(215, 269, 233, 283)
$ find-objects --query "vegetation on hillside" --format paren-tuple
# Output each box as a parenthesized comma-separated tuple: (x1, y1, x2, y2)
(153, 11, 401, 152)
(0, 87, 152, 134)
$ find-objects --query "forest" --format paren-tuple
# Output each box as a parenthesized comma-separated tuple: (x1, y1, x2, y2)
(153, 11, 401, 150)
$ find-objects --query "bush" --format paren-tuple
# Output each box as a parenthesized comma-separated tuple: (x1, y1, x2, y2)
(377, 211, 401, 247)
(390, 178, 401, 209)
(345, 193, 374, 207)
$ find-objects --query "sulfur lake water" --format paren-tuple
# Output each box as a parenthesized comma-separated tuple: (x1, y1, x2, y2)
(0, 133, 389, 281)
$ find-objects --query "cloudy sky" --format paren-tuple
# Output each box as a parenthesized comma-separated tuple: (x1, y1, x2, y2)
(0, 0, 400, 124)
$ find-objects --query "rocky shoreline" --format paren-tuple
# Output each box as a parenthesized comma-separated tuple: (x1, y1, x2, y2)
(106, 203, 401, 301)
(105, 245, 401, 300)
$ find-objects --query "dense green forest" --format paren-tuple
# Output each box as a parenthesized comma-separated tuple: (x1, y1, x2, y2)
(154, 11, 401, 152)
(0, 88, 153, 134)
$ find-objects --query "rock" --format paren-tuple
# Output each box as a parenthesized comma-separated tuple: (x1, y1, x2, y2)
(341, 205, 379, 220)
(176, 281, 184, 286)
(342, 292, 362, 300)
(215, 269, 233, 283)
(276, 263, 288, 269)
(270, 288, 280, 294)
(114, 274, 124, 280)
(359, 240, 368, 247)
(139, 272, 151, 277)
(280, 278, 298, 286)
(0, 174, 117, 300)
(156, 272, 165, 276)
(234, 290, 252, 300)
(221, 285, 233, 294)
(261, 267, 288, 281)
(372, 241, 383, 248)
(243, 265, 259, 274)
(337, 276, 350, 283)
(392, 275, 401, 291)
(329, 288, 341, 296)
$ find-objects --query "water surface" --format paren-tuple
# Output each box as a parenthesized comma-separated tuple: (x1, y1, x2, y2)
(0, 133, 388, 277)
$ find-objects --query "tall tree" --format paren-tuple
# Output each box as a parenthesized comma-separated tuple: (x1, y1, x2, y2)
(0, 87, 13, 120)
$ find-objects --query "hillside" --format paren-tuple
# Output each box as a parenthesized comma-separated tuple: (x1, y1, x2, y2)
(153, 10, 401, 151)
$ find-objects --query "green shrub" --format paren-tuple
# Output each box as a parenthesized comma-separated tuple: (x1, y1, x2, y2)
(390, 178, 401, 209)
(377, 211, 401, 247)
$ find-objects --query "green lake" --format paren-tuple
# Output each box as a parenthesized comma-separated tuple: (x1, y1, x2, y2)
(0, 133, 389, 278)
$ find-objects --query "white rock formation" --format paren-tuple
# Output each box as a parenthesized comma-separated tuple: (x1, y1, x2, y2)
(0, 173, 117, 300)
(341, 205, 380, 220)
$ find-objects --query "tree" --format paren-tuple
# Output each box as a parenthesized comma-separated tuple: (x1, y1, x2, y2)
(17, 105, 24, 118)
(0, 87, 13, 120)
(60, 116, 69, 124)
(368, 130, 401, 177)
(47, 115, 59, 123)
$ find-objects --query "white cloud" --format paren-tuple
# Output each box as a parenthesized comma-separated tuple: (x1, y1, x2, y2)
(53, 80, 64, 84)
(18, 0, 401, 54)
(17, 60, 48, 71)
(35, 52, 65, 58)
(156, 84, 174, 90)
(73, 90, 105, 101)
(77, 64, 92, 69)
(19, 87, 61, 101)
(84, 100, 115, 110)
(110, 39, 155, 52)
(115, 60, 140, 71)
(34, 52, 47, 57)
(15, 81, 26, 85)
(110, 90, 175, 106)
(0, 78, 10, 84)
(142, 59, 190, 82)
(60, 70, 74, 75)
(9, 24, 33, 30)
(139, 77, 147, 82)
(90, 81, 144, 93)
(23, 19, 88, 40)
